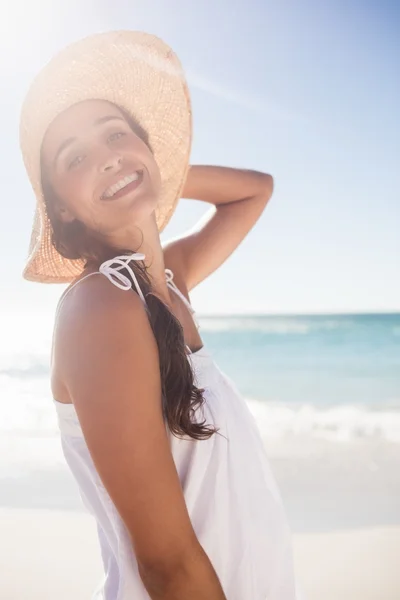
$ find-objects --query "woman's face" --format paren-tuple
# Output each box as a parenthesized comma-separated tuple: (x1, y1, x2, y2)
(40, 99, 162, 237)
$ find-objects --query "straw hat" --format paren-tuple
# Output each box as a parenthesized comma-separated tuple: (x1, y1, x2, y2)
(19, 30, 192, 283)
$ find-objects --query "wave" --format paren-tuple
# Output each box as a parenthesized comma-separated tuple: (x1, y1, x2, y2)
(200, 319, 310, 334)
(2, 369, 399, 445)
(198, 316, 355, 334)
(247, 399, 400, 443)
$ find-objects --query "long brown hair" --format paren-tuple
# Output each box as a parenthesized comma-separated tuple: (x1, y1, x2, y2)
(41, 105, 218, 441)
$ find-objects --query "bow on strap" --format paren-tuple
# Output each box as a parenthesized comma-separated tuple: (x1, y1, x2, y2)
(164, 268, 174, 284)
(99, 253, 146, 303)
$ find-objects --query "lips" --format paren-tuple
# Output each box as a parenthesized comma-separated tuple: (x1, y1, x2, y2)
(101, 170, 144, 201)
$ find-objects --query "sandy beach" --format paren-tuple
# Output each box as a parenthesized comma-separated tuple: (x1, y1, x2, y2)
(1, 434, 399, 599)
(1, 507, 399, 600)
(1, 313, 399, 599)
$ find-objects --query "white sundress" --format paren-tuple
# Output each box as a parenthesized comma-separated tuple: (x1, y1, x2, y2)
(53, 254, 305, 600)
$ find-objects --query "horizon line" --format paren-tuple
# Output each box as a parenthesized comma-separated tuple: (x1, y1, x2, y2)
(196, 310, 400, 318)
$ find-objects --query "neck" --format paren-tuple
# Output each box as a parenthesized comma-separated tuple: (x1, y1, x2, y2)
(96, 214, 171, 306)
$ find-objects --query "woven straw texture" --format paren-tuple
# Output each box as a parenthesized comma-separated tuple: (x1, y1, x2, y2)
(19, 30, 192, 283)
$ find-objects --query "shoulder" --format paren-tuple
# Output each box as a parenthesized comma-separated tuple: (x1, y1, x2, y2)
(53, 273, 157, 383)
(57, 272, 146, 329)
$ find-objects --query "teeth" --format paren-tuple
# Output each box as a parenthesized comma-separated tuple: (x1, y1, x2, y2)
(102, 172, 140, 199)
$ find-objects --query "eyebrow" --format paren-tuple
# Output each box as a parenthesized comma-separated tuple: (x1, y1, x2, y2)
(53, 115, 126, 167)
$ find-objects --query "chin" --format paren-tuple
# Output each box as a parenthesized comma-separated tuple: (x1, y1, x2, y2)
(124, 193, 157, 225)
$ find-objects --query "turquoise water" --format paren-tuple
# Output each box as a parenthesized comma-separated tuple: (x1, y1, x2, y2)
(198, 313, 400, 408)
(0, 312, 399, 459)
(0, 311, 399, 525)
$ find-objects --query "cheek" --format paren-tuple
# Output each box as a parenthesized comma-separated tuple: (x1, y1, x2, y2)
(124, 137, 161, 187)
(55, 171, 96, 217)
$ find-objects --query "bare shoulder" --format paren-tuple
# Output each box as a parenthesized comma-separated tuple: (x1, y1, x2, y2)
(52, 273, 157, 395)
(57, 272, 145, 325)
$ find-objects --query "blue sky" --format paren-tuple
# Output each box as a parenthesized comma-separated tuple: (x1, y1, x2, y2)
(1, 0, 399, 315)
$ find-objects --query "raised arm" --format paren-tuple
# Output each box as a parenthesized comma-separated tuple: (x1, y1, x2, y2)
(55, 277, 226, 600)
(164, 165, 273, 290)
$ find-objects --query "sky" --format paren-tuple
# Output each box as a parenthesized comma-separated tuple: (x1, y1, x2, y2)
(1, 0, 399, 316)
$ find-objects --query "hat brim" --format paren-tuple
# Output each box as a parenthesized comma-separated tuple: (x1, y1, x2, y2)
(19, 31, 192, 283)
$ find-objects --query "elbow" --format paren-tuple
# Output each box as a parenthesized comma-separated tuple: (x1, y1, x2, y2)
(137, 549, 196, 596)
(138, 557, 173, 596)
(136, 539, 195, 586)
(253, 171, 274, 204)
(138, 560, 168, 596)
(260, 172, 274, 200)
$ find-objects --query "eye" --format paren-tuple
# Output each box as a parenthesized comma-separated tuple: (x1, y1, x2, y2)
(68, 155, 84, 169)
(108, 131, 126, 142)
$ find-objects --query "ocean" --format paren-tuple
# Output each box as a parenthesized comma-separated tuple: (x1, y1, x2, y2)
(200, 313, 400, 443)
(1, 311, 399, 532)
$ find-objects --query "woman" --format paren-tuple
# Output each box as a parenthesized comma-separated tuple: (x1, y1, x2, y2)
(20, 31, 303, 600)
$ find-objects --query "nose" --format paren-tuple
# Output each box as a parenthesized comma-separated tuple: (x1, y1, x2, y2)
(100, 151, 123, 172)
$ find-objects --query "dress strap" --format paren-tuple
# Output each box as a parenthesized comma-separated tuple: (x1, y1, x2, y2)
(56, 254, 196, 354)
(56, 253, 147, 318)
(165, 269, 195, 314)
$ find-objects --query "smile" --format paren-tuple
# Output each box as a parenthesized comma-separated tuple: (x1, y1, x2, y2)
(101, 171, 143, 200)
